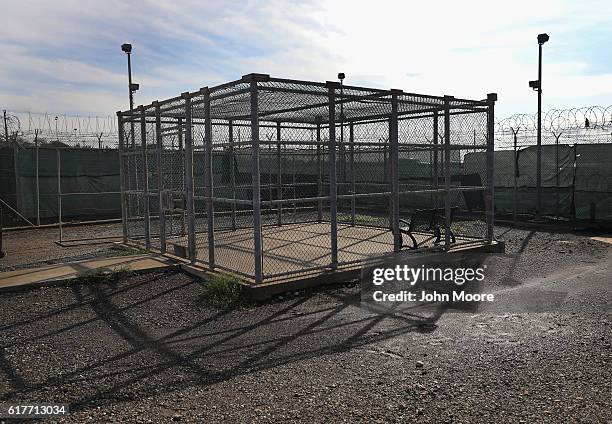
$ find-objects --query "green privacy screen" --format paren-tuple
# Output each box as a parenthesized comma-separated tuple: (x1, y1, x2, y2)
(465, 144, 612, 220)
(12, 147, 121, 222)
(1, 144, 611, 225)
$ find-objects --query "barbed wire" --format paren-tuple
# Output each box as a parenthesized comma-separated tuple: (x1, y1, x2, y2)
(2, 105, 611, 149)
(495, 106, 612, 149)
(2, 111, 20, 135)
(496, 105, 612, 132)
(1, 110, 118, 148)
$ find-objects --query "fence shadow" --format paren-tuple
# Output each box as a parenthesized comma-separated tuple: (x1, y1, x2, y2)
(0, 273, 450, 411)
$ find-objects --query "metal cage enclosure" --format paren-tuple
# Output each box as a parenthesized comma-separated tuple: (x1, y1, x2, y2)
(118, 73, 496, 284)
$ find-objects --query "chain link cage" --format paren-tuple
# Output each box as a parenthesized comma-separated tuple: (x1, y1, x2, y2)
(118, 74, 496, 284)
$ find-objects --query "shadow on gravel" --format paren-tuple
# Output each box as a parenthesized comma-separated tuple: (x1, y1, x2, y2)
(0, 272, 449, 412)
(500, 230, 535, 286)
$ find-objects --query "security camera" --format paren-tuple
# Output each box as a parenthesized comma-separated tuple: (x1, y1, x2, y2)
(537, 33, 549, 45)
(130, 83, 140, 92)
(529, 80, 540, 90)
(121, 43, 132, 53)
(338, 73, 345, 80)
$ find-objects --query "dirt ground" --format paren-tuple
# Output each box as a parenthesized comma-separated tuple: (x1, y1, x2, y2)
(0, 223, 122, 271)
(0, 226, 610, 423)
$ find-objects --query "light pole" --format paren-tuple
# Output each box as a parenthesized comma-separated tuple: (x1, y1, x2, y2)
(530, 33, 549, 219)
(121, 43, 139, 148)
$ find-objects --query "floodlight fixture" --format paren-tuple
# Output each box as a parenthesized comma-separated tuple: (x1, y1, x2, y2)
(338, 72, 345, 81)
(537, 33, 549, 45)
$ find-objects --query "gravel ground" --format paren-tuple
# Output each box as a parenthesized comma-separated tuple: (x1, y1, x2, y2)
(0, 223, 122, 271)
(0, 226, 610, 423)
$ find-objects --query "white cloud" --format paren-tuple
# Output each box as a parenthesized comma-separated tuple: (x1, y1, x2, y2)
(0, 0, 611, 118)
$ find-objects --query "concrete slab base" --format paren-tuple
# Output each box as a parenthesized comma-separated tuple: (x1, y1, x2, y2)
(0, 254, 178, 292)
(181, 240, 505, 301)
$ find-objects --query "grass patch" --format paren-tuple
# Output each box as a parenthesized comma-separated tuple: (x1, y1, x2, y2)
(74, 266, 134, 285)
(115, 246, 149, 256)
(201, 274, 250, 309)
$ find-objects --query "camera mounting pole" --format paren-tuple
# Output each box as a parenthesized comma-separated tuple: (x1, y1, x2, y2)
(534, 33, 549, 220)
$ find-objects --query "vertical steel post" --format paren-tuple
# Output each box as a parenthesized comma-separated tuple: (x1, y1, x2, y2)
(555, 132, 560, 220)
(125, 50, 135, 148)
(383, 142, 388, 185)
(57, 148, 63, 243)
(443, 97, 452, 249)
(349, 121, 355, 226)
(2, 110, 8, 149)
(432, 110, 440, 208)
(3, 111, 21, 215)
(228, 120, 236, 230)
(327, 82, 339, 270)
(390, 90, 401, 252)
(248, 76, 264, 283)
(512, 127, 519, 225)
(34, 129, 40, 226)
(340, 80, 346, 190)
(4, 111, 22, 214)
(117, 112, 128, 243)
(316, 117, 323, 223)
(433, 110, 439, 209)
(268, 146, 273, 215)
(0, 205, 4, 258)
(182, 93, 197, 262)
(13, 133, 20, 215)
(203, 87, 216, 268)
(536, 43, 543, 219)
(276, 121, 283, 226)
(339, 128, 345, 196)
(486, 93, 497, 243)
(387, 117, 393, 230)
(292, 155, 297, 215)
(140, 106, 151, 249)
(178, 117, 186, 236)
(154, 102, 166, 253)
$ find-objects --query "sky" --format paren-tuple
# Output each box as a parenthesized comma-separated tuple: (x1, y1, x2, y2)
(1, 0, 612, 119)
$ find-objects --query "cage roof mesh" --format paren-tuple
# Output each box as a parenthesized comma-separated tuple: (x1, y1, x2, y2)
(122, 75, 489, 124)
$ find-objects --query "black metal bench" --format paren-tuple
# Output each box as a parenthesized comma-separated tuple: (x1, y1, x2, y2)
(397, 207, 458, 249)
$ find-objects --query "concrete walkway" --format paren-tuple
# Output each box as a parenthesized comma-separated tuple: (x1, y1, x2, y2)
(0, 254, 177, 291)
(591, 235, 612, 245)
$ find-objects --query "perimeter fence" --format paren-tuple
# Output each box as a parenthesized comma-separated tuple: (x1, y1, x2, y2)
(1, 105, 611, 243)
